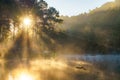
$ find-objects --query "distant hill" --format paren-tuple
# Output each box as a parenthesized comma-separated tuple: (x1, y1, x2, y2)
(59, 1, 120, 54)
(91, 2, 115, 12)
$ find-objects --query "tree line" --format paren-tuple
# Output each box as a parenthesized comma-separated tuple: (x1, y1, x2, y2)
(60, 2, 120, 54)
(0, 0, 63, 42)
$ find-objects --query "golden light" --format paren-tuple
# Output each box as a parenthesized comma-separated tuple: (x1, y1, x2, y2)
(23, 17, 32, 26)
(16, 72, 34, 80)
(8, 71, 36, 80)
(19, 15, 34, 35)
(30, 59, 67, 70)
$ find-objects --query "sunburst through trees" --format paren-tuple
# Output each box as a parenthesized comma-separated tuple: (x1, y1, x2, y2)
(0, 0, 64, 79)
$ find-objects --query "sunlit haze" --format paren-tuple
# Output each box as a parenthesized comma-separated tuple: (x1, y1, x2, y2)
(45, 0, 114, 16)
(23, 17, 32, 26)
(1, 0, 120, 80)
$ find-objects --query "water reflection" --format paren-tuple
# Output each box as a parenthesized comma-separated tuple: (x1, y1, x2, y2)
(0, 56, 120, 80)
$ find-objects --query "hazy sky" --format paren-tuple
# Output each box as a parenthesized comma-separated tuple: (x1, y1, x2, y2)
(45, 0, 114, 16)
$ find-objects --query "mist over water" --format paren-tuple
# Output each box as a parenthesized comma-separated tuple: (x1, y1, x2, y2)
(0, 18, 120, 80)
(0, 33, 120, 80)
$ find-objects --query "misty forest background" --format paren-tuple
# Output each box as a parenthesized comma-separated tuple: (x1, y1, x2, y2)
(0, 0, 120, 56)
(59, 1, 120, 54)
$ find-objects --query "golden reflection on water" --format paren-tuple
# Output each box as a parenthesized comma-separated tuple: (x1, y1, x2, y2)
(8, 68, 38, 80)
(7, 59, 68, 80)
(30, 59, 68, 70)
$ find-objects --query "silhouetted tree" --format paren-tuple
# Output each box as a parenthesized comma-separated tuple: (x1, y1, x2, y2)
(34, 0, 63, 35)
(0, 0, 20, 41)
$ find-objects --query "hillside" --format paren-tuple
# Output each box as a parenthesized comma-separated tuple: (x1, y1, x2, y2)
(59, 1, 120, 54)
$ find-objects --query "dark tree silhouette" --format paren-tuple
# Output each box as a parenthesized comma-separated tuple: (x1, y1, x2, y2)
(32, 0, 64, 53)
(33, 0, 63, 34)
(0, 0, 20, 41)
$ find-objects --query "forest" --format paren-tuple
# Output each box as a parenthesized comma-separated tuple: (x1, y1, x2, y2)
(0, 0, 120, 80)
(59, 1, 120, 54)
(0, 0, 120, 55)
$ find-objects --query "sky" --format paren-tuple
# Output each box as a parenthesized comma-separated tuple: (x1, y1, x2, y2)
(44, 0, 114, 16)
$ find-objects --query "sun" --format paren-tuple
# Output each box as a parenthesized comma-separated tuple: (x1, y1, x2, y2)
(23, 17, 32, 26)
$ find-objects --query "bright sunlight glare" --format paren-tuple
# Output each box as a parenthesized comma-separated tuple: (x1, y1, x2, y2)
(8, 71, 35, 80)
(23, 17, 32, 26)
(16, 73, 34, 80)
